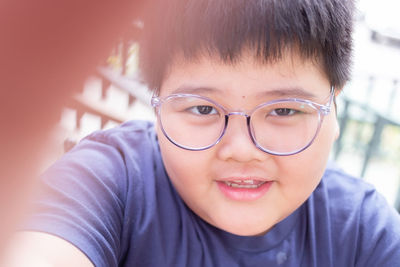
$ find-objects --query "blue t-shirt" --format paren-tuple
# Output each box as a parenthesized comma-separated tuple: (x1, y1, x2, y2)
(26, 120, 400, 267)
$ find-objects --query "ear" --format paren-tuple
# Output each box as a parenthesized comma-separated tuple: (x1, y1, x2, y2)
(334, 87, 342, 98)
(333, 116, 340, 140)
(333, 86, 343, 141)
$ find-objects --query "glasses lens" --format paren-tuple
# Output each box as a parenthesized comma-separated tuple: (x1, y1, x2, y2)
(251, 101, 320, 154)
(159, 95, 225, 149)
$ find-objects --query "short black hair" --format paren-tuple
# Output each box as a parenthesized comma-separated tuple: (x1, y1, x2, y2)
(140, 0, 354, 91)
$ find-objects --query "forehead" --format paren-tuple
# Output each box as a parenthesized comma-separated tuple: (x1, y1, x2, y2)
(159, 51, 329, 102)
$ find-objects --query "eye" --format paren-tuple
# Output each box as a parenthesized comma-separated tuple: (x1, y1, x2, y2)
(189, 105, 218, 115)
(270, 108, 298, 116)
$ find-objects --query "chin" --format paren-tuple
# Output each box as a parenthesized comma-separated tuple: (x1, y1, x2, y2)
(223, 224, 272, 236)
(211, 217, 275, 236)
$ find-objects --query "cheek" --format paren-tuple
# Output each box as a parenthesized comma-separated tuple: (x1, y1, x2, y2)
(314, 113, 338, 158)
(157, 132, 187, 185)
(297, 113, 337, 165)
(276, 114, 337, 199)
(157, 129, 212, 197)
(158, 135, 218, 222)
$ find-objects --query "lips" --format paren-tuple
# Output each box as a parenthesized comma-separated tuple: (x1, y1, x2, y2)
(217, 177, 272, 201)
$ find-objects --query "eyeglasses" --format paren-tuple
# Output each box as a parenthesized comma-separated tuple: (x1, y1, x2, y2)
(151, 86, 335, 156)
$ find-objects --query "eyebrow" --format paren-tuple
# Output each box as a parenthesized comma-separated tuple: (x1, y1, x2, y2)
(171, 85, 220, 95)
(171, 85, 317, 99)
(255, 87, 317, 99)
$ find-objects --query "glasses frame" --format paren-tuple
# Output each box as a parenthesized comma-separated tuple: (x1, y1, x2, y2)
(151, 86, 335, 156)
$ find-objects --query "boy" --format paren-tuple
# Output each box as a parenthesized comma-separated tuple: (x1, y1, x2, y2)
(7, 0, 400, 266)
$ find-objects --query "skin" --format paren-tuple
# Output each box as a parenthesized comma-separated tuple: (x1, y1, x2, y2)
(1, 1, 142, 265)
(157, 51, 340, 236)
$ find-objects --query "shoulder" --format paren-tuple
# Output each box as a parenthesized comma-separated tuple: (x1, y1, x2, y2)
(309, 162, 380, 223)
(311, 162, 400, 265)
(317, 161, 399, 227)
(77, 119, 156, 156)
(319, 162, 377, 202)
(44, 120, 163, 213)
(43, 120, 158, 197)
(29, 120, 164, 267)
(59, 120, 158, 176)
(319, 162, 399, 223)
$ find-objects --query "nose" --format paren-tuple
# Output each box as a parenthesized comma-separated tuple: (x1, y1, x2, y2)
(216, 113, 268, 162)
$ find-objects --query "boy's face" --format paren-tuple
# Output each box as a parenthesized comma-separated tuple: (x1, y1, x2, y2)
(156, 51, 339, 236)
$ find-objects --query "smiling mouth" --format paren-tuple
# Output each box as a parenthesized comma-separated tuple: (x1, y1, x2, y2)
(223, 179, 267, 189)
(217, 178, 272, 201)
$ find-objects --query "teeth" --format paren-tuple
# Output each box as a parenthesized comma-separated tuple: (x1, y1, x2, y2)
(224, 181, 265, 189)
(232, 183, 258, 189)
(232, 180, 254, 184)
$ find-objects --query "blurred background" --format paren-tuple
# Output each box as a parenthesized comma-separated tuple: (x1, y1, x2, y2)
(48, 0, 400, 211)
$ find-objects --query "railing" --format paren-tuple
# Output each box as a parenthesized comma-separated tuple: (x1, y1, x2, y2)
(335, 96, 400, 177)
(334, 76, 400, 212)
(61, 23, 149, 152)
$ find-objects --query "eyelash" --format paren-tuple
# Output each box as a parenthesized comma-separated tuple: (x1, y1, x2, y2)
(188, 105, 218, 115)
(269, 108, 299, 116)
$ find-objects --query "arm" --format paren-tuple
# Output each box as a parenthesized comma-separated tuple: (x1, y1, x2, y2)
(4, 231, 93, 267)
(3, 132, 130, 267)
